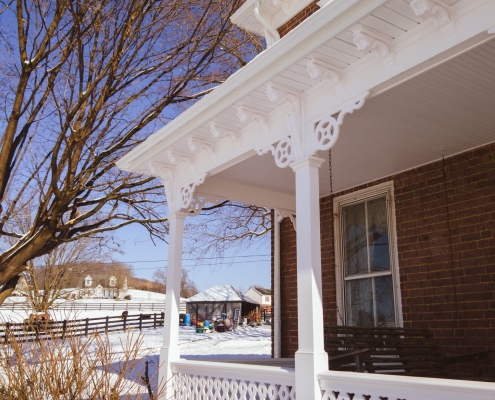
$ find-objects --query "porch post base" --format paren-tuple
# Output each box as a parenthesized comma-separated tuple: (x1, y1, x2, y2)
(295, 350, 328, 399)
(159, 345, 179, 399)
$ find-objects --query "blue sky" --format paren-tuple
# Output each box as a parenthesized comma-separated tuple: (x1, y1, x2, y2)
(113, 223, 271, 293)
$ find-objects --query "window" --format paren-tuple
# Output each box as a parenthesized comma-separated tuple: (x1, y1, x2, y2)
(109, 276, 116, 287)
(264, 296, 270, 302)
(334, 182, 401, 327)
(84, 276, 92, 287)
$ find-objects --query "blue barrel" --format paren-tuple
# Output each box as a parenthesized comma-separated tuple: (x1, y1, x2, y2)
(204, 320, 210, 327)
(184, 314, 191, 326)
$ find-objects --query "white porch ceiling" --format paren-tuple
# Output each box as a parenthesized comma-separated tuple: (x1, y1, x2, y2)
(214, 38, 495, 198)
(116, 0, 495, 212)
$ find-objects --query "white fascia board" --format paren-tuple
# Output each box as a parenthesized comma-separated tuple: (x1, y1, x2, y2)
(116, 0, 386, 172)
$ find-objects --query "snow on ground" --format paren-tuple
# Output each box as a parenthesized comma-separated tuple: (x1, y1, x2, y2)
(0, 303, 271, 397)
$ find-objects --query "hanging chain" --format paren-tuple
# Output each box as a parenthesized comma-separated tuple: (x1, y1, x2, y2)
(441, 150, 460, 338)
(329, 149, 333, 196)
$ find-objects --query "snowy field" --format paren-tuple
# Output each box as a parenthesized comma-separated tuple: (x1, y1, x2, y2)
(0, 302, 271, 396)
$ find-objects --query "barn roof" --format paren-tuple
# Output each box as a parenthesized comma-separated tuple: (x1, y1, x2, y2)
(187, 284, 259, 304)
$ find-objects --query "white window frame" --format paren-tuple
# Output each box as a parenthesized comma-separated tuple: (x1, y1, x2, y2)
(333, 181, 403, 327)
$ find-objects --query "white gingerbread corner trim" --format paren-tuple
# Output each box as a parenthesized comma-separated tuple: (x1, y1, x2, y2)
(256, 136, 295, 169)
(179, 174, 207, 211)
(310, 91, 370, 154)
(277, 209, 296, 231)
(410, 0, 455, 38)
(306, 58, 345, 93)
(187, 193, 225, 217)
(351, 26, 394, 70)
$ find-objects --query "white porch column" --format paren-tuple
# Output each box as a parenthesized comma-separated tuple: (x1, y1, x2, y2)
(291, 156, 328, 399)
(159, 212, 187, 399)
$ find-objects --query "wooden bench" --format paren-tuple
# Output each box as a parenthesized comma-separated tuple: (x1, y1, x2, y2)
(325, 325, 491, 378)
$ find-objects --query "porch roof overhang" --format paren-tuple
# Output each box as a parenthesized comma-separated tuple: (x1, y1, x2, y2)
(116, 0, 495, 214)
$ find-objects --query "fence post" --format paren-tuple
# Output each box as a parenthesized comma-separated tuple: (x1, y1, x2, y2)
(99, 303, 102, 311)
(11, 302, 14, 312)
(61, 320, 67, 339)
(105, 316, 109, 333)
(160, 311, 164, 326)
(123, 314, 127, 332)
(85, 318, 89, 336)
(153, 313, 157, 329)
(151, 303, 154, 311)
(5, 322, 10, 344)
(126, 303, 128, 311)
(113, 302, 115, 311)
(139, 314, 142, 331)
(85, 303, 88, 311)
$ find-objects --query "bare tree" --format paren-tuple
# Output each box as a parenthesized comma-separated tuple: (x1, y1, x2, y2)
(186, 202, 272, 261)
(0, 0, 262, 304)
(152, 268, 198, 298)
(19, 239, 105, 313)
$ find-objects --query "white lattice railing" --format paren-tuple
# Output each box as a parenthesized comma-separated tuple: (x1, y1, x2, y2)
(170, 359, 296, 399)
(319, 370, 495, 400)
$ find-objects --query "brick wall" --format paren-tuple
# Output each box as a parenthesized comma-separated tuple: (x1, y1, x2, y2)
(274, 142, 495, 379)
(278, 1, 320, 38)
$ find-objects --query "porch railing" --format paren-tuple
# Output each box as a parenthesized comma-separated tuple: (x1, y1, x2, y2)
(170, 359, 296, 399)
(319, 370, 495, 400)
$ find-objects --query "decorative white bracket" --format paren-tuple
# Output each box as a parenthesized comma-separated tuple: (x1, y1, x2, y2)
(187, 136, 216, 160)
(166, 150, 195, 171)
(306, 58, 345, 93)
(351, 26, 394, 70)
(256, 91, 369, 169)
(209, 121, 241, 147)
(272, 0, 294, 14)
(148, 162, 206, 214)
(236, 105, 269, 132)
(187, 193, 225, 217)
(277, 208, 296, 231)
(410, 0, 455, 38)
(310, 91, 369, 155)
(256, 84, 303, 168)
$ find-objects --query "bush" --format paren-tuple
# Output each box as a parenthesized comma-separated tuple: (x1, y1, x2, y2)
(0, 324, 167, 399)
(124, 295, 131, 300)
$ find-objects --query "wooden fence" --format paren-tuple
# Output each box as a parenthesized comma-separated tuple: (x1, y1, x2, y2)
(1, 301, 187, 313)
(0, 312, 164, 343)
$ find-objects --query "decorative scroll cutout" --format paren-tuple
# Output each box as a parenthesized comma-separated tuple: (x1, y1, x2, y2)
(188, 194, 224, 217)
(277, 209, 296, 231)
(306, 58, 344, 93)
(179, 174, 207, 210)
(311, 91, 369, 154)
(410, 0, 454, 37)
(173, 372, 296, 400)
(352, 26, 394, 70)
(256, 135, 295, 168)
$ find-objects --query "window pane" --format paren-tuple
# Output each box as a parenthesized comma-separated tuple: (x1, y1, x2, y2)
(375, 275, 396, 327)
(345, 278, 374, 327)
(367, 197, 391, 272)
(343, 202, 368, 276)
